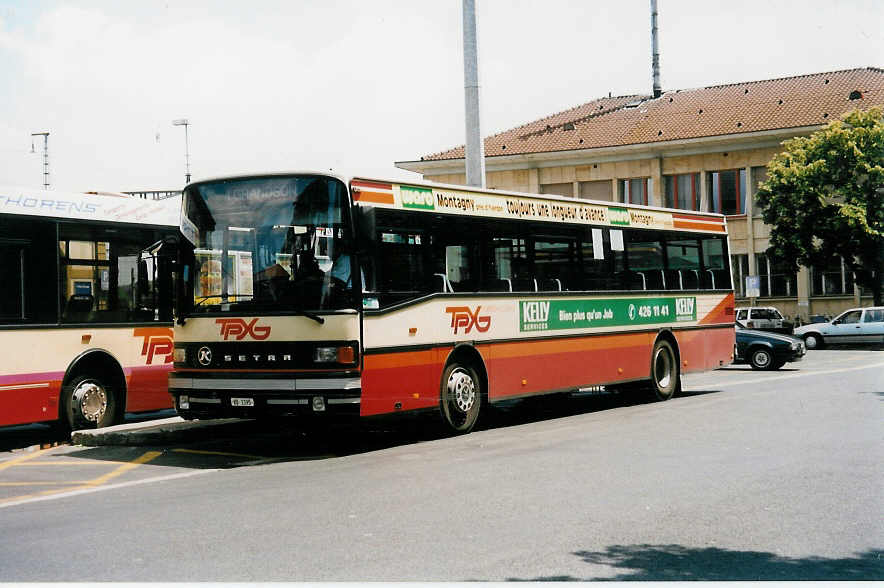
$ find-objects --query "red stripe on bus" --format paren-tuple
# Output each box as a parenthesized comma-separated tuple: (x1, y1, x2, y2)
(359, 327, 735, 417)
(0, 373, 64, 427)
(351, 180, 393, 191)
(124, 364, 174, 413)
(672, 213, 723, 224)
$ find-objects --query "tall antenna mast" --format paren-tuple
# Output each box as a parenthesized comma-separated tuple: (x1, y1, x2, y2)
(462, 0, 486, 188)
(31, 132, 50, 189)
(172, 118, 192, 185)
(650, 0, 662, 98)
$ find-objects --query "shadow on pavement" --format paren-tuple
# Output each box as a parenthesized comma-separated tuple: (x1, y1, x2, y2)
(50, 387, 722, 468)
(508, 544, 883, 581)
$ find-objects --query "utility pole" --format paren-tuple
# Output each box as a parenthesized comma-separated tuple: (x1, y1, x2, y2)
(462, 0, 485, 188)
(172, 118, 192, 184)
(30, 132, 50, 189)
(650, 0, 662, 98)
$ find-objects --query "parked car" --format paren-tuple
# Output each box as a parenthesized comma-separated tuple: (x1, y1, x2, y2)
(734, 320, 806, 370)
(735, 306, 793, 334)
(793, 306, 884, 349)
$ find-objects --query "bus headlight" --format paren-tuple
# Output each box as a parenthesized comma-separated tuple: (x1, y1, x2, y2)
(173, 347, 187, 363)
(313, 345, 356, 364)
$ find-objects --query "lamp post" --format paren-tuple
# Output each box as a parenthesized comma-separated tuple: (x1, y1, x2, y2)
(30, 131, 50, 189)
(172, 118, 191, 185)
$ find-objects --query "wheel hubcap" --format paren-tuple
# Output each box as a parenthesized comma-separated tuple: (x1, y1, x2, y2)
(806, 336, 818, 349)
(755, 351, 770, 367)
(654, 349, 671, 389)
(447, 368, 476, 413)
(72, 381, 107, 423)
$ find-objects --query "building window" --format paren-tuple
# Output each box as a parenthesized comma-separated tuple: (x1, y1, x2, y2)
(731, 254, 749, 297)
(620, 178, 651, 205)
(663, 173, 700, 210)
(757, 253, 796, 297)
(578, 180, 614, 201)
(710, 169, 747, 215)
(750, 166, 768, 216)
(540, 183, 573, 197)
(811, 256, 854, 296)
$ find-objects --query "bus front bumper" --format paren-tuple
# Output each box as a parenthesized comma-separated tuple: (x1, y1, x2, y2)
(168, 375, 361, 419)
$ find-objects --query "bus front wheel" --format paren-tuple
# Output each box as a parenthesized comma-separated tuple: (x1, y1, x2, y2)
(63, 375, 117, 430)
(440, 362, 482, 434)
(650, 339, 679, 401)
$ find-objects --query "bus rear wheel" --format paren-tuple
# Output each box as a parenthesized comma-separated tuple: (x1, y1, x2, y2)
(64, 375, 117, 430)
(650, 339, 679, 401)
(440, 362, 482, 434)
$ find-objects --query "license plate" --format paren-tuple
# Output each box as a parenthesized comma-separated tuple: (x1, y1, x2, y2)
(230, 397, 254, 407)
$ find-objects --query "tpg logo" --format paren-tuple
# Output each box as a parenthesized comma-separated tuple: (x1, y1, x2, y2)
(134, 327, 174, 364)
(445, 306, 491, 334)
(675, 297, 696, 319)
(215, 318, 272, 340)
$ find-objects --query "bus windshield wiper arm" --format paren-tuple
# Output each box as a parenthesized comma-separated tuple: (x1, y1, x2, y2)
(291, 305, 325, 324)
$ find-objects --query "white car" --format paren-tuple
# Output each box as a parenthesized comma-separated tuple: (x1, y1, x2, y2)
(793, 306, 884, 349)
(735, 306, 792, 334)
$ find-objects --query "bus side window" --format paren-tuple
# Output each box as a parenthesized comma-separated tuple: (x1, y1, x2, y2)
(445, 245, 474, 292)
(666, 235, 701, 291)
(701, 236, 730, 290)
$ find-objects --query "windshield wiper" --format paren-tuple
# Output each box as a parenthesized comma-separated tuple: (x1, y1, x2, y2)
(291, 305, 325, 324)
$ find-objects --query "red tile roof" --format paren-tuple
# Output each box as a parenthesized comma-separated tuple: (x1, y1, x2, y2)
(417, 67, 884, 162)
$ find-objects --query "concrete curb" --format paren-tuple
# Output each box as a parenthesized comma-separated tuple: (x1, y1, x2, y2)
(72, 417, 254, 446)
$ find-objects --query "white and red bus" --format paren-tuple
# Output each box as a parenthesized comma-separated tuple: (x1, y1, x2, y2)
(0, 186, 180, 429)
(169, 173, 735, 433)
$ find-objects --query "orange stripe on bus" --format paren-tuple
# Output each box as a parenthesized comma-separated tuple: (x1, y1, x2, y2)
(673, 220, 726, 233)
(698, 292, 736, 324)
(353, 190, 395, 205)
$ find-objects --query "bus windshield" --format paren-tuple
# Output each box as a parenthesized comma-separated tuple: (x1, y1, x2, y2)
(180, 175, 355, 314)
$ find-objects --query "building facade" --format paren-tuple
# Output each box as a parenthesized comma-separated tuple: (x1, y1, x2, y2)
(396, 68, 884, 322)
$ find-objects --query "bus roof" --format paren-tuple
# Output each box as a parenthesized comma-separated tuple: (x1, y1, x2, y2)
(351, 176, 728, 235)
(180, 171, 727, 235)
(0, 185, 180, 227)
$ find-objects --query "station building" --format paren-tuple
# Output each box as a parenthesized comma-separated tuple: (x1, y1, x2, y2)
(396, 67, 884, 321)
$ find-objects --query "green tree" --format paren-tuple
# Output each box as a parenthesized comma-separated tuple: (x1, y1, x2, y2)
(756, 107, 884, 305)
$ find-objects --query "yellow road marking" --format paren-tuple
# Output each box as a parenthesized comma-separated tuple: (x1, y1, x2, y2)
(0, 450, 162, 505)
(0, 448, 51, 472)
(0, 481, 92, 487)
(79, 451, 162, 487)
(172, 448, 266, 460)
(17, 461, 107, 466)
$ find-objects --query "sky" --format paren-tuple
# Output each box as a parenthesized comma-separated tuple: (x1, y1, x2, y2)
(0, 0, 882, 193)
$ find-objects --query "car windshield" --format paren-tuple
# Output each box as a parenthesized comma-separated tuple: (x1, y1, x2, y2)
(180, 175, 355, 314)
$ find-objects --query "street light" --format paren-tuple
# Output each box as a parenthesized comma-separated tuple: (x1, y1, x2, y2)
(172, 118, 191, 185)
(30, 131, 50, 189)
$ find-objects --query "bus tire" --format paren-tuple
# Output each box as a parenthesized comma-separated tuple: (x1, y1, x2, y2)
(649, 339, 679, 401)
(440, 362, 482, 434)
(63, 374, 118, 430)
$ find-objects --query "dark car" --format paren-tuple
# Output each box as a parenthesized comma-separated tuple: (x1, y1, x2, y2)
(734, 320, 806, 370)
